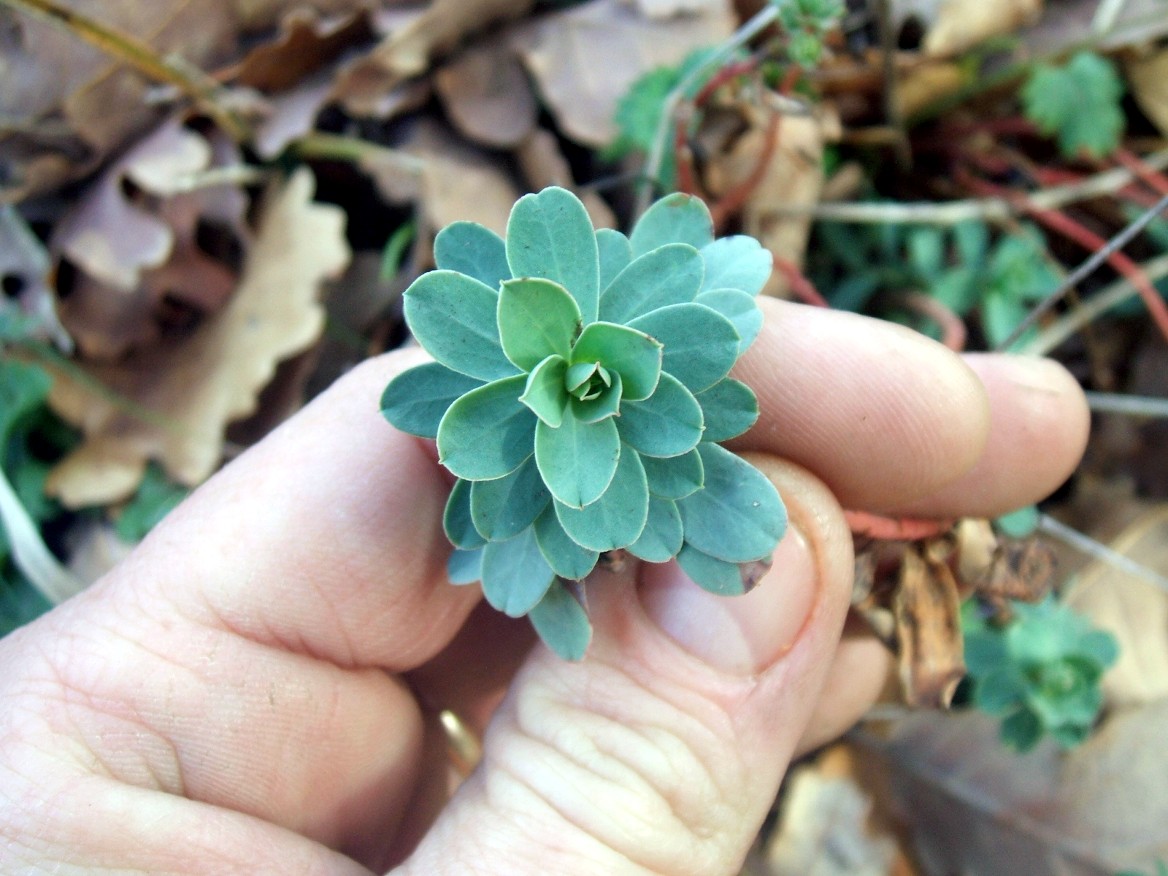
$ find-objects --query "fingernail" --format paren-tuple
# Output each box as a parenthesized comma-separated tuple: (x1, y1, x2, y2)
(639, 527, 819, 675)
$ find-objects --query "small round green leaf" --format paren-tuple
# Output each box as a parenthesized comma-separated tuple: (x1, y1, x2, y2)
(437, 375, 534, 480)
(571, 321, 662, 401)
(629, 192, 714, 257)
(700, 236, 772, 296)
(535, 411, 621, 509)
(470, 456, 551, 540)
(677, 544, 748, 595)
(555, 448, 649, 551)
(529, 579, 592, 660)
(570, 371, 622, 424)
(447, 547, 483, 585)
(617, 372, 703, 458)
(498, 278, 582, 371)
(598, 243, 703, 325)
(520, 355, 570, 427)
(627, 497, 683, 562)
(677, 444, 786, 563)
(628, 303, 739, 393)
(534, 505, 599, 580)
(642, 449, 704, 500)
(695, 378, 758, 443)
(404, 270, 517, 381)
(444, 478, 485, 549)
(597, 228, 632, 291)
(695, 288, 764, 355)
(434, 221, 510, 289)
(481, 528, 556, 617)
(506, 186, 600, 323)
(380, 362, 484, 439)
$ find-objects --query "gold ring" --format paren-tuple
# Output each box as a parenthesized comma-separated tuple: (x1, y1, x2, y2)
(439, 709, 483, 777)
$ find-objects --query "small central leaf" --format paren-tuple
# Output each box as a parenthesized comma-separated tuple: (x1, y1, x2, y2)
(498, 277, 582, 371)
(571, 322, 662, 401)
(520, 355, 570, 427)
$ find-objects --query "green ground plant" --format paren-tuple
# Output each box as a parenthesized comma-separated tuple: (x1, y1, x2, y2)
(381, 187, 786, 658)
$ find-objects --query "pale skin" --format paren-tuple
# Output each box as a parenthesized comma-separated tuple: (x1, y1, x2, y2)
(0, 299, 1089, 874)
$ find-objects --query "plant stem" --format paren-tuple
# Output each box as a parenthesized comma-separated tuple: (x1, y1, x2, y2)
(1039, 514, 1168, 594)
(0, 466, 84, 605)
(1084, 391, 1168, 418)
(634, 4, 779, 217)
(0, 0, 250, 142)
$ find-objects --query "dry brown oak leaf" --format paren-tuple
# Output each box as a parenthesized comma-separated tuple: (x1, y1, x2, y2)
(45, 168, 349, 508)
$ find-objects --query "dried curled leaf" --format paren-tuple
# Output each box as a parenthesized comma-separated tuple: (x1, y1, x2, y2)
(46, 168, 349, 506)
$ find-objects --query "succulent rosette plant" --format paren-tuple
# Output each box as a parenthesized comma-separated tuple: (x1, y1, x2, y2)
(381, 186, 786, 658)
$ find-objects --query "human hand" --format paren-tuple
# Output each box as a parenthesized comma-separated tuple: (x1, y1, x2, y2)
(0, 299, 1087, 874)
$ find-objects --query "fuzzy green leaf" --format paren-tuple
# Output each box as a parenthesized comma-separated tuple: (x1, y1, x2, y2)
(695, 288, 764, 355)
(529, 579, 592, 660)
(695, 378, 758, 442)
(629, 192, 715, 257)
(437, 375, 534, 480)
(534, 505, 600, 580)
(481, 528, 556, 617)
(628, 303, 738, 393)
(677, 544, 747, 595)
(995, 504, 1040, 538)
(520, 355, 570, 427)
(498, 278, 582, 371)
(506, 186, 600, 323)
(617, 372, 703, 458)
(597, 228, 633, 291)
(598, 243, 704, 325)
(571, 322, 662, 401)
(535, 410, 621, 508)
(433, 221, 510, 288)
(403, 270, 517, 381)
(470, 456, 551, 540)
(444, 479, 485, 550)
(627, 496, 683, 562)
(700, 236, 772, 296)
(447, 548, 483, 584)
(678, 444, 785, 562)
(555, 448, 649, 551)
(1023, 51, 1125, 159)
(380, 362, 484, 439)
(642, 449, 704, 500)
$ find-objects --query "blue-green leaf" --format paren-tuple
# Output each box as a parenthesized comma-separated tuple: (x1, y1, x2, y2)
(642, 449, 704, 500)
(434, 221, 510, 288)
(629, 192, 714, 257)
(627, 302, 738, 393)
(520, 355, 570, 427)
(695, 288, 764, 355)
(529, 579, 592, 660)
(481, 528, 556, 617)
(677, 544, 747, 595)
(995, 504, 1040, 538)
(470, 456, 550, 540)
(555, 448, 650, 551)
(437, 375, 534, 480)
(571, 321, 662, 401)
(403, 271, 517, 381)
(535, 410, 621, 508)
(498, 278, 582, 371)
(700, 236, 772, 295)
(597, 243, 703, 325)
(627, 497, 683, 562)
(506, 186, 600, 323)
(570, 371, 622, 424)
(678, 444, 785, 562)
(695, 378, 758, 442)
(444, 478, 485, 549)
(617, 372, 703, 458)
(534, 505, 600, 580)
(380, 362, 484, 439)
(447, 548, 484, 585)
(597, 228, 633, 291)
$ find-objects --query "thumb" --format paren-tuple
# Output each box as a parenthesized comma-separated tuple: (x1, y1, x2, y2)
(398, 456, 854, 876)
